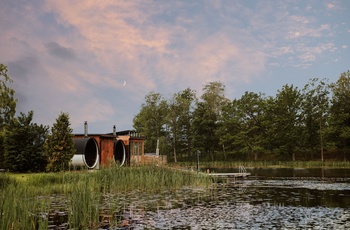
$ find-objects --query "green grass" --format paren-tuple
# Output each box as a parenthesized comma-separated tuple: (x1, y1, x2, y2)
(0, 166, 212, 229)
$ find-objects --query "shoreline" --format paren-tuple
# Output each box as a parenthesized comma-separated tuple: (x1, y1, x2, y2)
(169, 160, 350, 169)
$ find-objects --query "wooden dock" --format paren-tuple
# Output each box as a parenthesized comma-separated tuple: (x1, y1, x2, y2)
(206, 172, 251, 179)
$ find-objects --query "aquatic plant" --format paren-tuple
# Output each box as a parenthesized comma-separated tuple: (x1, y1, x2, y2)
(0, 183, 49, 230)
(0, 166, 212, 229)
(68, 176, 100, 229)
(91, 165, 211, 193)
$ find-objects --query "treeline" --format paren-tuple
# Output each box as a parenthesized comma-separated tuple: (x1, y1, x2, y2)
(0, 64, 75, 172)
(133, 71, 350, 162)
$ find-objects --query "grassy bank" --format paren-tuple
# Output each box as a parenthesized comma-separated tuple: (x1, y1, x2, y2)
(0, 166, 212, 229)
(169, 160, 350, 169)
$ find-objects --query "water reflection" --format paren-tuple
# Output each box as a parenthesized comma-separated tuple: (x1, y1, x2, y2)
(240, 182, 350, 208)
(209, 167, 350, 179)
(134, 168, 350, 229)
(146, 201, 350, 229)
(46, 168, 350, 229)
(112, 176, 350, 229)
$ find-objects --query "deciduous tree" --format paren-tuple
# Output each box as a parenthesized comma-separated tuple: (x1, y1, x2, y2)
(133, 92, 168, 154)
(328, 71, 350, 160)
(192, 82, 229, 161)
(265, 84, 303, 161)
(0, 64, 17, 168)
(166, 88, 196, 162)
(301, 78, 330, 161)
(228, 92, 266, 160)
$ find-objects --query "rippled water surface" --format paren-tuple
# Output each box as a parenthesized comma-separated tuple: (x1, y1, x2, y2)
(116, 168, 350, 229)
(45, 168, 350, 229)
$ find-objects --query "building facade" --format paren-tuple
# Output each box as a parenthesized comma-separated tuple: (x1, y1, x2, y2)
(72, 129, 145, 168)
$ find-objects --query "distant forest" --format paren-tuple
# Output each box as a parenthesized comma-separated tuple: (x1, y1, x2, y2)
(133, 70, 350, 162)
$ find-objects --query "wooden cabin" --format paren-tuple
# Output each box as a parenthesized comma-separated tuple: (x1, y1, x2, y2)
(72, 128, 145, 168)
(115, 130, 145, 166)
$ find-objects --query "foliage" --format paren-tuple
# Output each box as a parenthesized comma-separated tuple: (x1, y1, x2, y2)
(328, 70, 350, 160)
(133, 71, 350, 162)
(201, 81, 229, 116)
(133, 92, 169, 153)
(219, 92, 266, 160)
(192, 82, 229, 161)
(264, 84, 303, 160)
(45, 112, 76, 172)
(192, 101, 219, 160)
(0, 64, 17, 168)
(301, 78, 330, 161)
(165, 88, 197, 162)
(3, 111, 48, 172)
(0, 64, 17, 126)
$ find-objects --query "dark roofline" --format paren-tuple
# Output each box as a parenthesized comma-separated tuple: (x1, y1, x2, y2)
(106, 129, 144, 137)
(74, 129, 134, 136)
(73, 130, 146, 139)
(73, 134, 116, 138)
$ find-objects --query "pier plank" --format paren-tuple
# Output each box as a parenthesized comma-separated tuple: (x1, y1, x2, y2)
(206, 172, 251, 178)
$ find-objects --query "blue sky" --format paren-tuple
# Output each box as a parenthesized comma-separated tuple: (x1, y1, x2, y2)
(1, 0, 349, 133)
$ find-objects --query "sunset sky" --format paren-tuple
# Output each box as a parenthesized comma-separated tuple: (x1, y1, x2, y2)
(1, 0, 349, 133)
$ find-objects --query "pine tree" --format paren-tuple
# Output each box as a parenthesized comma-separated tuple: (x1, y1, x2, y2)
(4, 111, 48, 172)
(45, 112, 76, 172)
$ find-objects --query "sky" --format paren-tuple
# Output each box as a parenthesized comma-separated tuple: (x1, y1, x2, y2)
(1, 0, 349, 134)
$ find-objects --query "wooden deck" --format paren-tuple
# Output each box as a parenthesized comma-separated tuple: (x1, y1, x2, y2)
(206, 172, 251, 179)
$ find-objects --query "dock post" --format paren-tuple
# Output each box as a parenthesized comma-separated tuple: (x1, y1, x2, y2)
(196, 150, 200, 172)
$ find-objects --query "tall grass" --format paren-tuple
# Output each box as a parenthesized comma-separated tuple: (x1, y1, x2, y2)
(69, 176, 100, 229)
(170, 160, 350, 169)
(0, 166, 212, 229)
(0, 183, 49, 230)
(95, 166, 211, 192)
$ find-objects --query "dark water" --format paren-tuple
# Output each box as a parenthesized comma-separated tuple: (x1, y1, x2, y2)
(46, 168, 350, 229)
(122, 168, 350, 229)
(211, 167, 350, 180)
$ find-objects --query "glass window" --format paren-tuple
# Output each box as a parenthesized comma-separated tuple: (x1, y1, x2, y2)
(131, 141, 142, 156)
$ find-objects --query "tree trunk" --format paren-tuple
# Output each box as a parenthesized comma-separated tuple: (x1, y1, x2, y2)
(173, 138, 177, 163)
(173, 148, 177, 163)
(222, 144, 226, 160)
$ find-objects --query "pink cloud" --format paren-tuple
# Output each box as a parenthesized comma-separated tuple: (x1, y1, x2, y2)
(44, 0, 267, 92)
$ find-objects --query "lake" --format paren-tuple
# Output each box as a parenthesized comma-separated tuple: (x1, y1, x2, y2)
(115, 168, 350, 229)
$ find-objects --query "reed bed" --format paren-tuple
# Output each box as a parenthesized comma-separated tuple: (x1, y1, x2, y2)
(0, 166, 212, 229)
(68, 176, 100, 229)
(0, 182, 49, 229)
(94, 166, 210, 193)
